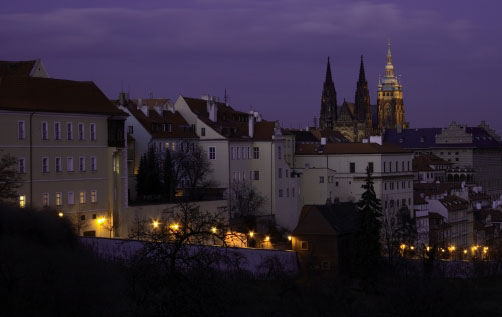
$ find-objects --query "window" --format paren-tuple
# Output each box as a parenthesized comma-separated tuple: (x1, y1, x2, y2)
(254, 171, 260, 180)
(385, 183, 387, 190)
(68, 192, 74, 205)
(201, 127, 205, 136)
(253, 147, 259, 159)
(247, 147, 250, 159)
(350, 162, 355, 173)
(319, 176, 325, 183)
(67, 122, 73, 140)
(91, 156, 97, 171)
(402, 198, 406, 206)
(208, 147, 216, 160)
(18, 121, 25, 140)
(278, 146, 282, 160)
(19, 158, 26, 174)
(90, 123, 96, 141)
(167, 124, 172, 133)
(383, 162, 386, 173)
(233, 171, 240, 181)
(42, 193, 49, 207)
(237, 147, 241, 159)
(67, 157, 74, 172)
(91, 190, 97, 203)
(41, 121, 48, 140)
(19, 195, 26, 208)
(368, 162, 374, 173)
(42, 157, 49, 173)
(78, 123, 85, 140)
(128, 126, 134, 134)
(279, 189, 283, 197)
(56, 192, 62, 206)
(80, 191, 86, 204)
(390, 200, 394, 208)
(241, 147, 245, 159)
(231, 147, 236, 160)
(171, 142, 176, 151)
(300, 241, 309, 250)
(279, 168, 282, 178)
(165, 142, 170, 151)
(286, 188, 289, 197)
(80, 215, 85, 221)
(54, 122, 61, 140)
(402, 161, 404, 171)
(79, 157, 85, 172)
(395, 161, 398, 172)
(55, 157, 62, 172)
(286, 169, 289, 178)
(335, 181, 339, 186)
(408, 161, 410, 171)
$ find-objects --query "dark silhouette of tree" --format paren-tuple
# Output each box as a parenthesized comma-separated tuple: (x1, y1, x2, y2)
(136, 154, 147, 199)
(0, 153, 22, 205)
(182, 145, 214, 200)
(229, 179, 265, 232)
(353, 166, 382, 281)
(162, 149, 174, 201)
(136, 147, 161, 200)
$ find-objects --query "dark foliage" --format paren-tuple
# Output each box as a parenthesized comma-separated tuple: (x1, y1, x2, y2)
(0, 153, 22, 205)
(352, 166, 382, 281)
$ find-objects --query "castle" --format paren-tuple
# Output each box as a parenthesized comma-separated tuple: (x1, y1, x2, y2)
(319, 42, 409, 142)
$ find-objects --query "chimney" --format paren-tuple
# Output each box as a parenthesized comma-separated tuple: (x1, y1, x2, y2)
(248, 112, 255, 138)
(119, 92, 127, 105)
(207, 99, 218, 122)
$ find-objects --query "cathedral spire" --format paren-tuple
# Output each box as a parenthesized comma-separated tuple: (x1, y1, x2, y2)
(384, 40, 396, 79)
(358, 55, 366, 82)
(325, 57, 333, 83)
(387, 40, 392, 65)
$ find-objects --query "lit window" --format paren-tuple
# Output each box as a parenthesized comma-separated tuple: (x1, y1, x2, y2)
(79, 157, 85, 172)
(54, 122, 61, 140)
(19, 158, 26, 174)
(55, 157, 62, 172)
(90, 123, 96, 141)
(19, 195, 26, 208)
(165, 142, 169, 150)
(67, 122, 73, 140)
(42, 157, 49, 173)
(18, 121, 25, 140)
(208, 147, 216, 160)
(68, 192, 74, 205)
(67, 157, 74, 172)
(91, 190, 97, 203)
(41, 121, 48, 140)
(42, 193, 49, 207)
(80, 191, 86, 204)
(172, 142, 176, 151)
(56, 192, 62, 206)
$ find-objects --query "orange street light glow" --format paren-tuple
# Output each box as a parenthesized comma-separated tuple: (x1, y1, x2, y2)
(58, 212, 64, 218)
(152, 220, 159, 228)
(97, 217, 105, 225)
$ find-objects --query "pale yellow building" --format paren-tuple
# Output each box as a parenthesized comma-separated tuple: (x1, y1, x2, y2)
(0, 76, 128, 237)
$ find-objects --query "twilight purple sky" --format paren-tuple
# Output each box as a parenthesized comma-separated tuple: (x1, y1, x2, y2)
(1, 1, 501, 131)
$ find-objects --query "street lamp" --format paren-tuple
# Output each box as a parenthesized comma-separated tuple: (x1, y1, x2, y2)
(211, 227, 217, 234)
(58, 212, 64, 218)
(97, 217, 105, 225)
(152, 220, 159, 229)
(249, 231, 254, 238)
(265, 236, 270, 242)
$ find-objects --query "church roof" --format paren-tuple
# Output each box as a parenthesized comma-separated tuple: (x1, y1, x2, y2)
(296, 142, 409, 155)
(384, 127, 502, 149)
(0, 60, 37, 76)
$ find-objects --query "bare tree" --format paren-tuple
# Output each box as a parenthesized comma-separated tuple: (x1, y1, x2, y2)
(136, 201, 241, 274)
(229, 180, 265, 232)
(0, 153, 22, 205)
(182, 145, 214, 200)
(70, 211, 89, 236)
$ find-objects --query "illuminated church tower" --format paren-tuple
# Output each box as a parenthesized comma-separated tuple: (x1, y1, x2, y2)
(377, 41, 407, 130)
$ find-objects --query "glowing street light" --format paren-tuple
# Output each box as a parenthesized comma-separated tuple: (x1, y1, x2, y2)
(463, 249, 468, 254)
(400, 244, 406, 250)
(170, 223, 180, 231)
(426, 246, 431, 252)
(288, 235, 292, 241)
(152, 220, 159, 229)
(211, 227, 217, 234)
(97, 217, 105, 225)
(58, 212, 64, 218)
(264, 236, 270, 242)
(249, 231, 254, 238)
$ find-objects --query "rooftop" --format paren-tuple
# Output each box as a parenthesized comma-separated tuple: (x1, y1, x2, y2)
(296, 142, 409, 155)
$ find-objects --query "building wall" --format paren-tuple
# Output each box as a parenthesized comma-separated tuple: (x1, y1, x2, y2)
(1, 110, 126, 237)
(295, 152, 414, 215)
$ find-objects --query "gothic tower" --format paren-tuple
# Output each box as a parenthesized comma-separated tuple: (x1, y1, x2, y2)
(319, 57, 337, 130)
(377, 41, 406, 130)
(354, 55, 371, 125)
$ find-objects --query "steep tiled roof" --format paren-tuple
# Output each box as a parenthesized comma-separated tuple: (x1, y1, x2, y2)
(0, 76, 126, 115)
(183, 96, 276, 140)
(0, 60, 36, 76)
(296, 142, 409, 155)
(439, 195, 469, 211)
(293, 202, 357, 236)
(119, 99, 197, 139)
(413, 154, 452, 172)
